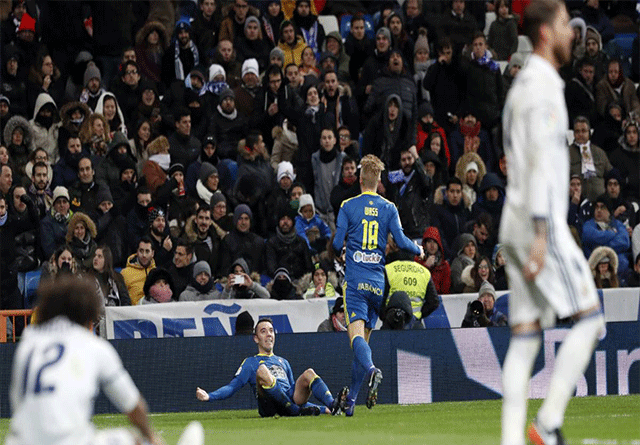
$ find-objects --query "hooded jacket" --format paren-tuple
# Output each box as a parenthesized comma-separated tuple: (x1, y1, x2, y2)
(4, 115, 34, 172)
(30, 93, 60, 163)
(220, 257, 269, 299)
(455, 152, 486, 210)
(65, 212, 98, 270)
(587, 245, 619, 278)
(450, 233, 478, 293)
(270, 122, 299, 170)
(322, 31, 350, 80)
(471, 172, 505, 228)
(96, 132, 137, 187)
(121, 253, 157, 305)
(416, 226, 451, 294)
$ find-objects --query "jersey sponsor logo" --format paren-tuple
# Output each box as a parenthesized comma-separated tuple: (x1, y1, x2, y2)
(269, 364, 287, 381)
(364, 206, 378, 216)
(353, 251, 382, 264)
(357, 282, 383, 296)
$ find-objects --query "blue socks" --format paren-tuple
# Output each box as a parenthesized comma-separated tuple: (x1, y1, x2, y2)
(349, 357, 367, 401)
(310, 376, 334, 407)
(352, 335, 374, 371)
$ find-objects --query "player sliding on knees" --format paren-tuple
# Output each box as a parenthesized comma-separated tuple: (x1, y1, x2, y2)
(7, 275, 204, 445)
(332, 154, 425, 416)
(196, 317, 348, 416)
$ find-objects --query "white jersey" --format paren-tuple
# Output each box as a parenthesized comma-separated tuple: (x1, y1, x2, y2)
(8, 316, 140, 445)
(500, 54, 570, 247)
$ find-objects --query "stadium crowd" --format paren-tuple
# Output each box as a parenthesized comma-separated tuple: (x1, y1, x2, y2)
(0, 0, 639, 319)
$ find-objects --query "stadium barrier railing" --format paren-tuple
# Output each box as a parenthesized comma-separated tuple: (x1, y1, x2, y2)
(0, 309, 33, 343)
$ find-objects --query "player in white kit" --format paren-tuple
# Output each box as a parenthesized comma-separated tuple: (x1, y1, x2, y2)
(6, 276, 203, 445)
(499, 1, 605, 445)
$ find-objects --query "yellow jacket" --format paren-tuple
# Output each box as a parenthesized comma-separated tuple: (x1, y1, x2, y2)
(121, 254, 156, 305)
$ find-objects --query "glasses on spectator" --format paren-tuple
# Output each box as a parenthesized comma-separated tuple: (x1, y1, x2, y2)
(35, 155, 48, 161)
(126, 70, 138, 75)
(478, 264, 490, 270)
(339, 135, 350, 140)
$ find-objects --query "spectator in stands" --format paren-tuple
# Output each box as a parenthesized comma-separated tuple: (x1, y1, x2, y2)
(329, 156, 360, 217)
(219, 0, 257, 44)
(52, 135, 87, 191)
(569, 115, 612, 201)
(235, 17, 270, 71)
(265, 204, 313, 280)
(579, 0, 615, 45)
(344, 15, 374, 85)
(476, 281, 507, 326)
(284, 63, 303, 93)
(455, 153, 485, 210)
(135, 21, 169, 86)
(210, 88, 247, 162)
(96, 132, 137, 187)
(1, 48, 28, 119)
(140, 267, 176, 304)
(27, 52, 64, 117)
(565, 58, 598, 126)
(95, 92, 127, 137)
(155, 163, 195, 237)
(472, 172, 505, 230)
(582, 194, 630, 277)
(91, 186, 127, 268)
(147, 207, 174, 268)
(1, 1, 27, 48)
(386, 12, 415, 71)
(424, 37, 464, 134)
(269, 266, 302, 300)
(221, 204, 265, 275)
(162, 18, 199, 87)
(265, 161, 294, 233)
(460, 255, 495, 294)
(595, 59, 640, 120)
(65, 211, 97, 271)
(0, 97, 12, 141)
(254, 66, 297, 150)
(403, 0, 433, 44)
(278, 20, 307, 66)
(167, 108, 200, 169)
(603, 168, 637, 236)
(502, 53, 524, 93)
(167, 240, 194, 297)
(413, 30, 433, 105)
(312, 127, 344, 225)
(322, 32, 350, 81)
(609, 118, 640, 201)
(126, 186, 152, 253)
(488, 0, 518, 61)
(59, 101, 91, 143)
(292, 0, 325, 56)
(299, 46, 320, 80)
(303, 260, 338, 299)
(68, 156, 101, 214)
(321, 70, 359, 138)
(233, 59, 261, 117)
(3, 115, 33, 178)
(79, 62, 105, 112)
(317, 296, 347, 332)
(141, 135, 170, 196)
(40, 186, 72, 259)
(450, 233, 477, 293)
(29, 93, 60, 164)
(625, 253, 640, 288)
(581, 26, 608, 84)
(0, 164, 13, 198)
(417, 102, 450, 164)
(588, 245, 619, 289)
(438, 0, 478, 56)
(91, 245, 130, 337)
(449, 109, 495, 172)
(592, 102, 624, 152)
(416, 226, 451, 295)
(110, 159, 138, 219)
(336, 126, 359, 162)
(568, 174, 592, 237)
(192, 0, 223, 58)
(78, 113, 110, 157)
(122, 236, 157, 305)
(270, 119, 298, 170)
(295, 194, 331, 255)
(40, 244, 80, 282)
(422, 147, 448, 196)
(221, 257, 270, 299)
(467, 212, 495, 260)
(362, 94, 413, 171)
(184, 204, 223, 278)
(180, 260, 220, 301)
(432, 177, 470, 259)
(210, 40, 242, 89)
(7, 185, 40, 272)
(356, 27, 392, 111)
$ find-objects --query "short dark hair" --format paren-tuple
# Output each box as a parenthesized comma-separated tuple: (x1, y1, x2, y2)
(471, 30, 486, 43)
(246, 131, 262, 149)
(350, 14, 365, 27)
(197, 203, 212, 216)
(36, 275, 100, 327)
(474, 212, 494, 234)
(522, 0, 562, 48)
(254, 317, 273, 335)
(342, 155, 356, 168)
(447, 177, 463, 189)
(573, 115, 590, 130)
(175, 239, 194, 255)
(284, 63, 298, 72)
(175, 107, 191, 123)
(265, 64, 282, 79)
(136, 186, 151, 196)
(437, 36, 452, 52)
(138, 235, 154, 250)
(121, 60, 138, 76)
(33, 161, 48, 173)
(323, 69, 337, 81)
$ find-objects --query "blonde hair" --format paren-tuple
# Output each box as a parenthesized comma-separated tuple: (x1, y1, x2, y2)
(360, 154, 385, 189)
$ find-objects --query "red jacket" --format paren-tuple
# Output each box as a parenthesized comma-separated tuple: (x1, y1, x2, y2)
(416, 121, 451, 169)
(415, 226, 451, 294)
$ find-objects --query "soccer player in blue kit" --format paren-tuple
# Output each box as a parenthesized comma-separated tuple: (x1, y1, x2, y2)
(196, 318, 346, 416)
(332, 155, 424, 415)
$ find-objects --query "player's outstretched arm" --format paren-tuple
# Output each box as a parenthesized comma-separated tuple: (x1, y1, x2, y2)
(388, 209, 422, 257)
(127, 397, 165, 445)
(196, 387, 210, 401)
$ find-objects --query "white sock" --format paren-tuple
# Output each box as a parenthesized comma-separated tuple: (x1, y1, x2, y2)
(537, 314, 605, 431)
(501, 333, 542, 445)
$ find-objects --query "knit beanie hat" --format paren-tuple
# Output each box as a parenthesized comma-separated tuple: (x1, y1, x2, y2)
(193, 260, 211, 278)
(235, 310, 255, 335)
(274, 267, 291, 282)
(148, 207, 165, 225)
(376, 27, 391, 42)
(478, 281, 496, 300)
(199, 162, 218, 183)
(233, 204, 252, 226)
(219, 88, 235, 101)
(83, 62, 101, 87)
(414, 33, 429, 55)
(276, 161, 295, 182)
(210, 192, 226, 208)
(244, 15, 260, 32)
(242, 58, 260, 78)
(208, 64, 226, 82)
(96, 186, 113, 205)
(465, 161, 479, 174)
(270, 47, 285, 63)
(168, 163, 185, 177)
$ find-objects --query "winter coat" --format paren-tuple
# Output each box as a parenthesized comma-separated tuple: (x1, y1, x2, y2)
(311, 149, 345, 214)
(322, 84, 360, 139)
(65, 212, 98, 270)
(29, 93, 60, 164)
(471, 172, 505, 230)
(569, 142, 612, 201)
(135, 21, 169, 85)
(179, 283, 221, 302)
(565, 73, 597, 128)
(423, 60, 464, 131)
(431, 197, 471, 261)
(278, 36, 308, 66)
(209, 107, 247, 160)
(388, 158, 432, 239)
(4, 115, 34, 175)
(184, 215, 223, 278)
(220, 228, 265, 275)
(40, 209, 71, 260)
(92, 210, 127, 268)
(121, 253, 156, 305)
(416, 226, 451, 295)
(322, 31, 350, 80)
(295, 213, 331, 252)
(265, 230, 314, 279)
(463, 56, 504, 128)
(365, 68, 418, 132)
(608, 140, 640, 201)
(488, 16, 518, 61)
(270, 123, 299, 170)
(168, 130, 201, 168)
(455, 152, 486, 209)
(587, 245, 619, 280)
(595, 76, 640, 120)
(582, 217, 630, 274)
(219, 257, 269, 299)
(95, 132, 137, 188)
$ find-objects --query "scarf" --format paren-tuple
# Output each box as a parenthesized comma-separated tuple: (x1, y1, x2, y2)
(217, 104, 238, 120)
(53, 209, 70, 223)
(305, 105, 319, 123)
(319, 147, 337, 163)
(192, 277, 214, 294)
(196, 179, 214, 203)
(276, 226, 298, 244)
(174, 39, 200, 81)
(577, 142, 597, 179)
(300, 21, 319, 54)
(0, 212, 6, 226)
(342, 175, 357, 185)
(472, 49, 500, 72)
(149, 153, 171, 171)
(460, 120, 481, 138)
(80, 87, 105, 104)
(150, 283, 173, 303)
(204, 81, 229, 95)
(262, 16, 275, 44)
(609, 69, 624, 89)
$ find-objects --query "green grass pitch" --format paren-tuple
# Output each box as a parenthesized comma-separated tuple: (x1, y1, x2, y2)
(3, 395, 639, 444)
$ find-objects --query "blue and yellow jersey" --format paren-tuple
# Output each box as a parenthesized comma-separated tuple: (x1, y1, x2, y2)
(333, 191, 421, 285)
(207, 353, 295, 400)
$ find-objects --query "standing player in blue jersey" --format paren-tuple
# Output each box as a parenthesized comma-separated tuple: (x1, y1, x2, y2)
(332, 154, 424, 415)
(196, 318, 347, 416)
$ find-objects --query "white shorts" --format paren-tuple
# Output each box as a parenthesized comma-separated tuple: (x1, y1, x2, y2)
(503, 223, 599, 327)
(92, 429, 137, 445)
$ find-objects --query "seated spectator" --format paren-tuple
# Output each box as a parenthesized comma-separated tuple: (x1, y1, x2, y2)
(167, 240, 194, 297)
(91, 245, 130, 337)
(147, 207, 175, 268)
(209, 88, 247, 162)
(29, 93, 60, 164)
(472, 172, 505, 230)
(329, 156, 360, 217)
(40, 245, 80, 282)
(295, 194, 331, 255)
(65, 211, 97, 271)
(69, 156, 102, 214)
(416, 102, 450, 169)
(3, 115, 33, 178)
(579, 0, 614, 45)
(129, 119, 153, 168)
(608, 118, 640, 201)
(221, 257, 269, 299)
(461, 255, 495, 294)
(121, 236, 156, 305)
(278, 20, 307, 66)
(322, 32, 350, 81)
(565, 58, 597, 126)
(303, 261, 337, 299)
(492, 243, 508, 291)
(266, 161, 295, 233)
(467, 212, 495, 260)
(168, 108, 201, 169)
(79, 62, 106, 112)
(582, 194, 631, 277)
(184, 204, 223, 278)
(356, 27, 391, 113)
(595, 59, 640, 120)
(220, 204, 265, 274)
(234, 59, 262, 118)
(568, 174, 592, 237)
(58, 102, 92, 149)
(625, 253, 640, 287)
(79, 113, 111, 157)
(299, 46, 320, 79)
(292, 0, 325, 55)
(413, 31, 433, 105)
(421, 137, 449, 193)
(449, 110, 495, 173)
(603, 168, 637, 236)
(588, 246, 619, 289)
(96, 132, 137, 187)
(432, 177, 471, 259)
(111, 159, 138, 219)
(161, 19, 199, 87)
(569, 116, 612, 201)
(502, 53, 524, 92)
(185, 135, 218, 194)
(317, 296, 347, 332)
(140, 267, 176, 304)
(416, 226, 451, 295)
(95, 92, 127, 138)
(461, 281, 507, 327)
(126, 186, 153, 252)
(195, 162, 223, 207)
(141, 136, 170, 196)
(27, 52, 64, 117)
(40, 186, 72, 259)
(262, 4, 284, 48)
(591, 102, 623, 152)
(487, 0, 518, 61)
(91, 187, 127, 267)
(154, 163, 196, 238)
(269, 266, 301, 300)
(180, 260, 221, 301)
(211, 193, 232, 233)
(455, 153, 486, 211)
(135, 21, 169, 86)
(450, 233, 478, 293)
(265, 204, 313, 280)
(336, 126, 359, 163)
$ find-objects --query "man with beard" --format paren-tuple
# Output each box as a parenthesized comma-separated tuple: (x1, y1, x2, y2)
(219, 0, 258, 45)
(595, 59, 640, 120)
(221, 257, 270, 299)
(79, 62, 105, 111)
(40, 186, 72, 259)
(163, 19, 200, 86)
(168, 239, 194, 296)
(233, 59, 261, 118)
(121, 236, 156, 305)
(147, 207, 175, 268)
(27, 161, 53, 219)
(565, 59, 597, 125)
(220, 204, 265, 275)
(277, 21, 307, 66)
(69, 156, 102, 213)
(265, 205, 313, 281)
(184, 204, 222, 278)
(356, 27, 392, 113)
(291, 0, 325, 56)
(330, 156, 360, 217)
(52, 135, 86, 188)
(322, 70, 359, 139)
(209, 88, 247, 161)
(432, 177, 470, 259)
(126, 186, 153, 253)
(168, 108, 201, 168)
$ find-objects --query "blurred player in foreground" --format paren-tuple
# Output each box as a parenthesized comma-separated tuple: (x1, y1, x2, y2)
(332, 155, 424, 415)
(7, 275, 203, 445)
(500, 1, 605, 444)
(196, 317, 347, 416)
